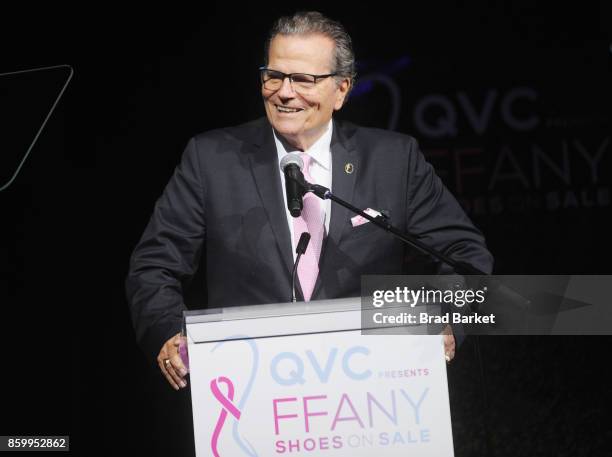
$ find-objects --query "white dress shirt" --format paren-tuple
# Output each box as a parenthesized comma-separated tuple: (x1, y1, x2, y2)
(274, 120, 333, 261)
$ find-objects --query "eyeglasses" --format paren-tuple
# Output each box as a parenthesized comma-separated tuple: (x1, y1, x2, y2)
(259, 67, 338, 93)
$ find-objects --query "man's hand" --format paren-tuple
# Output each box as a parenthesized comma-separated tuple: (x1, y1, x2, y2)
(157, 332, 189, 390)
(442, 325, 456, 363)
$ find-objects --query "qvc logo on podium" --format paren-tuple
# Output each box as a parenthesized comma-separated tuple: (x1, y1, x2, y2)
(270, 346, 372, 385)
(267, 345, 432, 454)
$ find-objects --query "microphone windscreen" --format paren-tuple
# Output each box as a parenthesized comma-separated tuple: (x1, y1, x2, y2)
(280, 152, 304, 172)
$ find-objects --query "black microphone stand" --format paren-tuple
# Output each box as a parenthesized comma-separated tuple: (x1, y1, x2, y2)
(291, 180, 529, 309)
(309, 185, 487, 275)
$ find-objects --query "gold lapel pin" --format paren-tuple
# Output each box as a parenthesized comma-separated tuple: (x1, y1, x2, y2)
(344, 163, 354, 174)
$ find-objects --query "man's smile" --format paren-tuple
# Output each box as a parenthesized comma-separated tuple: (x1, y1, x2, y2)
(275, 104, 305, 114)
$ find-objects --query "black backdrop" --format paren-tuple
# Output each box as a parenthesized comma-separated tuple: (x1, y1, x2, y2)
(1, 2, 611, 456)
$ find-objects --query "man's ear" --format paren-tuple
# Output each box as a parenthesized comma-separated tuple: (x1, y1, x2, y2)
(334, 78, 351, 110)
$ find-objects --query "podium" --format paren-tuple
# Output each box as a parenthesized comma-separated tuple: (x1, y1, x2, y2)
(184, 297, 455, 456)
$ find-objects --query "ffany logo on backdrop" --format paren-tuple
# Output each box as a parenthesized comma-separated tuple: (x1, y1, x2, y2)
(412, 87, 610, 215)
(209, 341, 432, 455)
(352, 73, 610, 216)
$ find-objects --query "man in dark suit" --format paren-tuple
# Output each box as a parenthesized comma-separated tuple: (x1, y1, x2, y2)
(126, 11, 493, 392)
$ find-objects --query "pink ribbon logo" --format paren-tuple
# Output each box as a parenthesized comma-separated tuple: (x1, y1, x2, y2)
(210, 376, 242, 457)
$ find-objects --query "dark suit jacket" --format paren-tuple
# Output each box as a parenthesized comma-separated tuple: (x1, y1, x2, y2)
(126, 117, 493, 360)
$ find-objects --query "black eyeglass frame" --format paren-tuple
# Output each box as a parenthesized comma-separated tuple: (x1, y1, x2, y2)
(259, 66, 339, 89)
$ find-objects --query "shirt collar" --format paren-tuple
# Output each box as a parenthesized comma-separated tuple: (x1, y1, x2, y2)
(273, 119, 333, 170)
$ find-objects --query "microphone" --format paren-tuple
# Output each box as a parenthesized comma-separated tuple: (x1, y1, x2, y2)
(291, 232, 311, 302)
(280, 153, 307, 217)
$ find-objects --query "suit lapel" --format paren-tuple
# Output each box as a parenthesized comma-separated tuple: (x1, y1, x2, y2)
(326, 119, 359, 251)
(247, 121, 294, 279)
(313, 119, 359, 297)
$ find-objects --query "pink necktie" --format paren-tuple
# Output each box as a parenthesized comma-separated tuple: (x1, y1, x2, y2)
(292, 153, 325, 301)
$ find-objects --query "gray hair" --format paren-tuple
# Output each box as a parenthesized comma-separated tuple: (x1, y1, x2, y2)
(264, 11, 357, 97)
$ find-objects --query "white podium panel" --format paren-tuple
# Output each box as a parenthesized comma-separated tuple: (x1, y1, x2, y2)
(185, 298, 454, 457)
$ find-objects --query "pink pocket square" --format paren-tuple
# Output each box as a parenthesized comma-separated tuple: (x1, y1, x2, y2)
(351, 208, 382, 227)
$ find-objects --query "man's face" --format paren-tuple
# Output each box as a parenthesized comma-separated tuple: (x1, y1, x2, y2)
(262, 33, 350, 150)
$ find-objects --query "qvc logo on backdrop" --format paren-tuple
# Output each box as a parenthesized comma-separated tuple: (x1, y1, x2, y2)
(413, 87, 539, 138)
